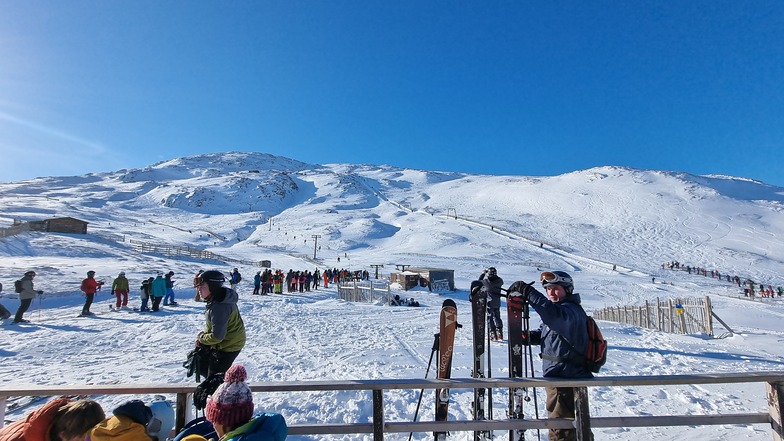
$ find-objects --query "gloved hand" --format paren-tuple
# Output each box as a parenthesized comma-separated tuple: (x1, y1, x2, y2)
(508, 280, 534, 299)
(37, 290, 44, 294)
(111, 290, 115, 295)
(521, 331, 531, 346)
(193, 372, 225, 410)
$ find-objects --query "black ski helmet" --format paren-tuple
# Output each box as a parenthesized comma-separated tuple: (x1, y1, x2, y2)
(87, 270, 96, 277)
(541, 270, 574, 295)
(487, 267, 497, 277)
(196, 270, 225, 286)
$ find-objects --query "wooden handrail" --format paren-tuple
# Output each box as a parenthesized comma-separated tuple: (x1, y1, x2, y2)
(2, 372, 784, 440)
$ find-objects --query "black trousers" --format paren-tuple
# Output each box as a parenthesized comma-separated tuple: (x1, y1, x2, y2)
(15, 298, 32, 321)
(81, 293, 95, 314)
(152, 296, 163, 311)
(197, 348, 242, 378)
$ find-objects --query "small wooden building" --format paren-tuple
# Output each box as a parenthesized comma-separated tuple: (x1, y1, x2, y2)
(28, 217, 89, 234)
(390, 267, 455, 291)
(390, 271, 422, 291)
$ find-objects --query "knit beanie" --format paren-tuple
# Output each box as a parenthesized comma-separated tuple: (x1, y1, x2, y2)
(205, 364, 254, 427)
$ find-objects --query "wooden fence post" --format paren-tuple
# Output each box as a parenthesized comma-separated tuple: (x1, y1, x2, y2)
(574, 386, 592, 441)
(704, 296, 714, 336)
(176, 392, 189, 432)
(767, 382, 784, 441)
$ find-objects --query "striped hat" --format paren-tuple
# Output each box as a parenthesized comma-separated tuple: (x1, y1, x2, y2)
(205, 365, 254, 427)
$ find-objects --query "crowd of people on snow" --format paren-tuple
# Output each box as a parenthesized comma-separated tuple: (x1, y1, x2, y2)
(661, 261, 783, 298)
(3, 269, 287, 440)
(1, 265, 383, 324)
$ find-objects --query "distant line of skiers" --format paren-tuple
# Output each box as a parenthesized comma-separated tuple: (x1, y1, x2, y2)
(662, 261, 782, 298)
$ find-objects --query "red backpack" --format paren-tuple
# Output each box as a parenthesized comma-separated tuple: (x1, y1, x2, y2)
(583, 316, 608, 373)
(543, 311, 608, 373)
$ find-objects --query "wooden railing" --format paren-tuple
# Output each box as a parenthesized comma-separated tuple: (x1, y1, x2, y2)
(2, 372, 784, 440)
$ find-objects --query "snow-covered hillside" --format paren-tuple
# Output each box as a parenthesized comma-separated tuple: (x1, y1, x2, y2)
(1, 152, 784, 440)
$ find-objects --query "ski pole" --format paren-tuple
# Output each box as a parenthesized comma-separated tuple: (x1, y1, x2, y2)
(409, 333, 440, 441)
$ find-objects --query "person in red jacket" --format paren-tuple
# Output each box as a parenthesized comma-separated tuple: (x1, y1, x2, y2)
(80, 270, 104, 317)
(0, 397, 105, 441)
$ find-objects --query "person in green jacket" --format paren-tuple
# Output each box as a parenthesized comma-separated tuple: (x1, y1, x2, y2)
(111, 271, 130, 310)
(194, 270, 246, 377)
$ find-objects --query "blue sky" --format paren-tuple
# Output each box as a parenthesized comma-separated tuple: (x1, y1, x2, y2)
(1, 1, 783, 186)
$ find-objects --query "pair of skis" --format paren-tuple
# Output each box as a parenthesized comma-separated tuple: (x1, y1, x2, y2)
(410, 299, 459, 441)
(423, 292, 535, 441)
(471, 282, 534, 441)
(435, 299, 458, 441)
(469, 281, 492, 441)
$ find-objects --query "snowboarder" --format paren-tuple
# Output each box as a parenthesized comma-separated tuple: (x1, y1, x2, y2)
(509, 271, 594, 441)
(479, 267, 504, 340)
(80, 270, 104, 317)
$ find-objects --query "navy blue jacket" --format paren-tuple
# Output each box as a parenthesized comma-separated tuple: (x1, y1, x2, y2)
(527, 288, 594, 379)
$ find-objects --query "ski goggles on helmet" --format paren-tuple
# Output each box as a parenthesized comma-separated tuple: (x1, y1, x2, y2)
(540, 271, 572, 286)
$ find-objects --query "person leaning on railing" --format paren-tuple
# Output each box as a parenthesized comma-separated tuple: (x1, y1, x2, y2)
(0, 397, 105, 441)
(508, 271, 594, 441)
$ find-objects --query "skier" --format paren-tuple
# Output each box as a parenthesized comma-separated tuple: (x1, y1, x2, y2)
(80, 270, 104, 317)
(164, 271, 178, 306)
(14, 270, 43, 323)
(509, 271, 594, 441)
(194, 270, 246, 377)
(111, 271, 130, 310)
(479, 267, 504, 340)
(151, 273, 167, 312)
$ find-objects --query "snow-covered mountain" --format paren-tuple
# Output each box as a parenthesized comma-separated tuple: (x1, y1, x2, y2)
(2, 151, 783, 285)
(2, 151, 784, 441)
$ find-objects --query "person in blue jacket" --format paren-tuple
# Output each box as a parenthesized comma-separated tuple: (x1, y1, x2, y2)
(509, 271, 593, 441)
(151, 273, 167, 312)
(164, 271, 178, 306)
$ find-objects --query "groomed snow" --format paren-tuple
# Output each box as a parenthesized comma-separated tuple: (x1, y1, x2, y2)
(2, 152, 784, 441)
